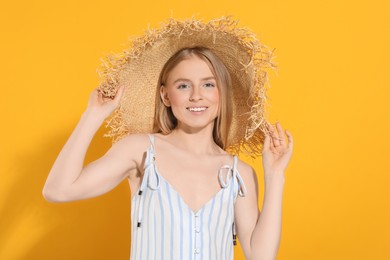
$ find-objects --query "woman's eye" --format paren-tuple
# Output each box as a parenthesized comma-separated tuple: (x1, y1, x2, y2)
(177, 84, 190, 89)
(204, 83, 215, 88)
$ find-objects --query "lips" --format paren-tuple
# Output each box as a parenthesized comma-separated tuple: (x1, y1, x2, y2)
(187, 106, 207, 112)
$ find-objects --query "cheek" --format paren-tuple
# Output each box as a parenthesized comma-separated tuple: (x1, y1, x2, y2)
(167, 90, 186, 106)
(216, 89, 220, 101)
(209, 88, 220, 104)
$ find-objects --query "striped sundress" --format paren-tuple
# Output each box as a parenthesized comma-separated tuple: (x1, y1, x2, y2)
(130, 134, 247, 260)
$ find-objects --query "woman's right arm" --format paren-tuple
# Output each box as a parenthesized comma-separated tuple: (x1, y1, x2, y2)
(42, 87, 141, 202)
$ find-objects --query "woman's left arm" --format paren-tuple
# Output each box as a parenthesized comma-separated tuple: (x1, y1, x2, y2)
(235, 122, 293, 260)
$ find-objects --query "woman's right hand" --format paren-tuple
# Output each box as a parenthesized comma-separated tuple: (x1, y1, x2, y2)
(86, 86, 125, 119)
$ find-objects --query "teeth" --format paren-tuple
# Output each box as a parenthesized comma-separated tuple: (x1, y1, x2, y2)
(188, 107, 207, 112)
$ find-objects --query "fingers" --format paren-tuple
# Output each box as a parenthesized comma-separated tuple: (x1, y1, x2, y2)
(266, 121, 293, 151)
(266, 122, 282, 147)
(97, 89, 104, 103)
(113, 85, 125, 103)
(285, 129, 294, 150)
(276, 122, 286, 145)
(94, 85, 125, 105)
(263, 132, 271, 149)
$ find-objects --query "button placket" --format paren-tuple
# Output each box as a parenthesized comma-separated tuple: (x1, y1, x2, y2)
(193, 213, 201, 257)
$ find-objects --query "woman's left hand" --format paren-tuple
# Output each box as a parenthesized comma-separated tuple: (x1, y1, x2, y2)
(262, 122, 294, 182)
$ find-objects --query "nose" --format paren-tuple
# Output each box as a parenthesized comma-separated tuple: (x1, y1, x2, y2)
(189, 86, 203, 102)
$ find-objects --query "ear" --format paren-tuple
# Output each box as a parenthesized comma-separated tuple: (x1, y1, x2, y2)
(160, 85, 171, 107)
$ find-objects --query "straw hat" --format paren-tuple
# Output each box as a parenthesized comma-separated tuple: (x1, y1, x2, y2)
(97, 16, 275, 156)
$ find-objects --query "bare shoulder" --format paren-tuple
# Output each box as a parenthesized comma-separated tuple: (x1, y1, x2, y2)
(235, 157, 258, 193)
(109, 133, 151, 153)
(235, 158, 254, 174)
(105, 133, 153, 169)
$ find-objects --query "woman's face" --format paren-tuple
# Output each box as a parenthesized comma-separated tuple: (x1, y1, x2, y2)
(160, 55, 220, 132)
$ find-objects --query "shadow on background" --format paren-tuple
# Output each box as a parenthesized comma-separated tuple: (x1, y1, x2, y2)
(0, 124, 131, 259)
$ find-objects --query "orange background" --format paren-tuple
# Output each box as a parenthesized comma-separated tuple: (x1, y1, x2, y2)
(1, 0, 389, 259)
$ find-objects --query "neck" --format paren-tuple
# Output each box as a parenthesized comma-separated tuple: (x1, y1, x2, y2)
(168, 124, 221, 155)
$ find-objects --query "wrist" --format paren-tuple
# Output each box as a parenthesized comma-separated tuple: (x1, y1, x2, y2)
(83, 107, 108, 122)
(264, 171, 285, 187)
(80, 109, 107, 130)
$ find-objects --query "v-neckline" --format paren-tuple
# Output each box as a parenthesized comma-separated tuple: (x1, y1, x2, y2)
(134, 135, 235, 214)
(156, 168, 227, 215)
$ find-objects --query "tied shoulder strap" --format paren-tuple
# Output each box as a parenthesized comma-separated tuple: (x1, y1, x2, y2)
(217, 155, 247, 196)
(232, 155, 247, 197)
(136, 134, 160, 228)
(231, 155, 248, 246)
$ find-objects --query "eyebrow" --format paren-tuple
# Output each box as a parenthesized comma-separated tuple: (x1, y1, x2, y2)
(172, 77, 216, 84)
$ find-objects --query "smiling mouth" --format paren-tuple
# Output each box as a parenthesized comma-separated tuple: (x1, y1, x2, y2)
(187, 106, 207, 112)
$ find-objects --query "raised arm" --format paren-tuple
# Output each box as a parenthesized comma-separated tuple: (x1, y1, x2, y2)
(235, 122, 293, 260)
(42, 86, 138, 202)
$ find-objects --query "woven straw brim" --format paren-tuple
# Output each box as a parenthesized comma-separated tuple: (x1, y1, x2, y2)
(98, 16, 275, 156)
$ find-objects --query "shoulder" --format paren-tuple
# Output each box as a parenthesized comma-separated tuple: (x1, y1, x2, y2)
(235, 157, 256, 178)
(105, 133, 155, 180)
(235, 157, 254, 174)
(106, 133, 153, 161)
(234, 157, 258, 193)
(112, 133, 152, 148)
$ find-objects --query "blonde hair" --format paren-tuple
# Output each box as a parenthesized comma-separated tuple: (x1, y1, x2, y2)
(153, 47, 233, 149)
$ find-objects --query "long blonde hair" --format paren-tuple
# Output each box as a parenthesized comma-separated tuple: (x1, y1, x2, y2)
(153, 47, 232, 149)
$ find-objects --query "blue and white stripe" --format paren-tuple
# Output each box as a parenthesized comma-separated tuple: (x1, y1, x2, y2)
(130, 135, 247, 260)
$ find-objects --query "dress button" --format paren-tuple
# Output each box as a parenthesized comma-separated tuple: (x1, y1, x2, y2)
(194, 248, 200, 254)
(195, 227, 200, 233)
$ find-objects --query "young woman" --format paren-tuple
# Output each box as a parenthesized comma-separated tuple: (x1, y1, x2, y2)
(43, 17, 293, 260)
